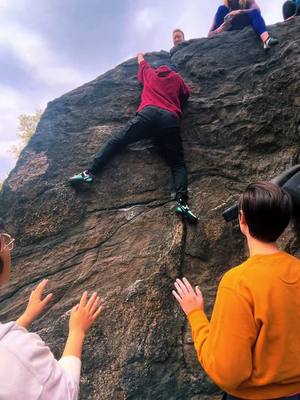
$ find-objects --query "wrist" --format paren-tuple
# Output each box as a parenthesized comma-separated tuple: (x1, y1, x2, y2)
(16, 313, 32, 329)
(185, 306, 203, 316)
(68, 329, 86, 340)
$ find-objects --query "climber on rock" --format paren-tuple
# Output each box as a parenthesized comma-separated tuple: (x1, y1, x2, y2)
(173, 182, 300, 400)
(172, 29, 185, 46)
(283, 0, 300, 20)
(208, 0, 279, 50)
(69, 53, 198, 224)
(0, 231, 103, 400)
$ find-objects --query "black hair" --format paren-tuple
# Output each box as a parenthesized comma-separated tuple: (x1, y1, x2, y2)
(239, 182, 292, 243)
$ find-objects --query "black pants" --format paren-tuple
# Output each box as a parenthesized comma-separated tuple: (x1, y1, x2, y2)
(89, 106, 188, 202)
(223, 393, 300, 400)
(283, 0, 300, 19)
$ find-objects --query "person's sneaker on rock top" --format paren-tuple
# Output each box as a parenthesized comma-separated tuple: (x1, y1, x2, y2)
(263, 36, 279, 50)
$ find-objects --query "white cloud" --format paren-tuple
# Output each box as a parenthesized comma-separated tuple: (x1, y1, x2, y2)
(134, 8, 159, 32)
(0, 21, 92, 179)
(0, 23, 89, 88)
(0, 0, 17, 12)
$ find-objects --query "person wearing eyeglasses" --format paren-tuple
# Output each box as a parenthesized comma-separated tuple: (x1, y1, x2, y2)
(283, 0, 300, 20)
(0, 232, 103, 400)
(173, 182, 300, 400)
(208, 0, 279, 50)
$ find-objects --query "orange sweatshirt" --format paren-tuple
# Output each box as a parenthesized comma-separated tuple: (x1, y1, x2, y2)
(188, 252, 300, 399)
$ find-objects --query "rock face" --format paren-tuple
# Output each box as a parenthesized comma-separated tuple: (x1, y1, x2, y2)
(1, 20, 300, 400)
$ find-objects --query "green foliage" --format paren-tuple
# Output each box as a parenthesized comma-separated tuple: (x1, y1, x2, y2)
(11, 109, 43, 157)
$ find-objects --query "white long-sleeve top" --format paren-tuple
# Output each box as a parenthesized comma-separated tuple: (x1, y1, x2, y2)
(0, 321, 81, 400)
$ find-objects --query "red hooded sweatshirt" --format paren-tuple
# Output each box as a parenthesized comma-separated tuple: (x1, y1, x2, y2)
(137, 60, 190, 119)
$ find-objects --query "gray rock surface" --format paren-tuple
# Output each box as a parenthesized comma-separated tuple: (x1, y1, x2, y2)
(1, 19, 300, 399)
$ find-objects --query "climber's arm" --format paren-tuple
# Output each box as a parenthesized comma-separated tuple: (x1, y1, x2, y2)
(137, 53, 144, 65)
(137, 54, 155, 83)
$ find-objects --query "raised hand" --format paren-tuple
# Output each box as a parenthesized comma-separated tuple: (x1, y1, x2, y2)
(69, 291, 103, 336)
(136, 52, 145, 64)
(16, 279, 53, 328)
(172, 277, 204, 316)
(63, 291, 104, 359)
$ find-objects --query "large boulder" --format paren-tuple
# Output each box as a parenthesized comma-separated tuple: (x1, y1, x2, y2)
(0, 19, 300, 399)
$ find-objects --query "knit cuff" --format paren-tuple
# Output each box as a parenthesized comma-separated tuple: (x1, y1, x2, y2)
(187, 309, 209, 327)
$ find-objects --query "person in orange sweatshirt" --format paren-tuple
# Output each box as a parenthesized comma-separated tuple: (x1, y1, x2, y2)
(173, 181, 300, 400)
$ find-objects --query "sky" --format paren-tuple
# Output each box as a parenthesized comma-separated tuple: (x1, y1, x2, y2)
(0, 0, 283, 181)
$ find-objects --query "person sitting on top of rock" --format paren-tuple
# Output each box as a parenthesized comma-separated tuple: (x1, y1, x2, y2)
(69, 53, 198, 224)
(0, 231, 103, 400)
(208, 0, 279, 50)
(172, 28, 185, 46)
(173, 182, 300, 400)
(283, 0, 300, 20)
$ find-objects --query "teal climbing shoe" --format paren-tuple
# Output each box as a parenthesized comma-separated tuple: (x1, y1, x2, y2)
(176, 202, 198, 224)
(69, 170, 94, 185)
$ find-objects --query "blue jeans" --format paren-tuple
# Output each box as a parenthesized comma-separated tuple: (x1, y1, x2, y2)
(214, 6, 267, 36)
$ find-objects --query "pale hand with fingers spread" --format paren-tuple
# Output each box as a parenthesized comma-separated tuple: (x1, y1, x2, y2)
(172, 277, 204, 316)
(69, 291, 103, 335)
(63, 291, 104, 359)
(16, 279, 53, 328)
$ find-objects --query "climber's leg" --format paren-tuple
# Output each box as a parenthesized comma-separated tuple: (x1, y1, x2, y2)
(283, 1, 297, 19)
(157, 127, 198, 224)
(90, 109, 155, 174)
(69, 108, 154, 184)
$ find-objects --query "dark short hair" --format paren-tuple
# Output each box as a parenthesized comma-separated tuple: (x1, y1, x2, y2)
(239, 182, 292, 242)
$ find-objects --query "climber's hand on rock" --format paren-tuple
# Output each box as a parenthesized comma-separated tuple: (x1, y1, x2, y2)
(136, 53, 144, 64)
(16, 279, 53, 329)
(172, 277, 204, 315)
(69, 291, 103, 336)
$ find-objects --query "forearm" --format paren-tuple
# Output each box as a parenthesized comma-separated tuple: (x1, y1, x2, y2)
(188, 309, 210, 362)
(63, 330, 85, 359)
(208, 25, 225, 37)
(208, 29, 218, 37)
(208, 18, 221, 37)
(16, 313, 32, 329)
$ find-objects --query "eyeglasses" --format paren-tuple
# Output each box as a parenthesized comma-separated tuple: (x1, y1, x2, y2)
(0, 233, 15, 253)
